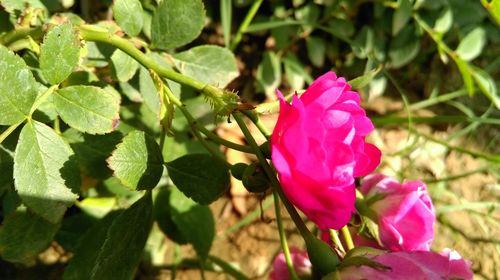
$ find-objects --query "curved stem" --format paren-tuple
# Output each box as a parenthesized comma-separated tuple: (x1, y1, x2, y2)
(79, 25, 206, 91)
(161, 85, 253, 154)
(163, 86, 228, 166)
(230, 0, 263, 51)
(241, 110, 271, 139)
(274, 191, 299, 280)
(232, 112, 312, 239)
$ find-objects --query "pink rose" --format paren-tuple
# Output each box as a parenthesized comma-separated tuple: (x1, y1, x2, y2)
(338, 249, 473, 280)
(271, 71, 381, 230)
(360, 173, 435, 251)
(270, 247, 312, 280)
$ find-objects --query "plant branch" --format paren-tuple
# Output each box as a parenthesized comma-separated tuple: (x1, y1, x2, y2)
(232, 112, 312, 239)
(274, 191, 300, 280)
(78, 25, 206, 91)
(230, 0, 263, 51)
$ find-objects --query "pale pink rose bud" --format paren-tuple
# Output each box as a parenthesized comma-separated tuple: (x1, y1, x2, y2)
(270, 247, 312, 280)
(361, 173, 435, 251)
(338, 249, 473, 279)
(271, 71, 381, 230)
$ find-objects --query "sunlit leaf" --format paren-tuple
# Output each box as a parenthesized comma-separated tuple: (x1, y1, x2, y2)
(54, 86, 120, 135)
(0, 45, 38, 125)
(151, 0, 205, 49)
(113, 0, 144, 36)
(14, 121, 80, 224)
(108, 130, 163, 191)
(172, 45, 239, 88)
(40, 23, 80, 85)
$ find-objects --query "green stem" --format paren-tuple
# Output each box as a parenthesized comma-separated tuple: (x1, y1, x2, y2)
(409, 89, 468, 111)
(425, 166, 489, 184)
(0, 122, 23, 145)
(78, 25, 206, 91)
(230, 0, 264, 51)
(274, 191, 299, 280)
(163, 86, 229, 166)
(372, 115, 500, 126)
(241, 110, 271, 139)
(341, 226, 354, 251)
(411, 129, 500, 163)
(383, 69, 412, 135)
(162, 84, 253, 154)
(29, 84, 58, 117)
(0, 26, 43, 46)
(232, 112, 312, 239)
(329, 229, 346, 255)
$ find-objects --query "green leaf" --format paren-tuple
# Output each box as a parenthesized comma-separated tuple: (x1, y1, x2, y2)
(40, 23, 80, 85)
(348, 65, 383, 89)
(220, 0, 232, 47)
(246, 19, 303, 32)
(434, 7, 453, 33)
(454, 57, 475, 95)
(151, 0, 205, 49)
(456, 27, 486, 61)
(393, 0, 413, 35)
(0, 147, 14, 193)
(352, 26, 374, 59)
(0, 210, 60, 263)
(256, 51, 281, 97)
(0, 45, 38, 125)
(63, 192, 153, 280)
(470, 66, 500, 109)
(169, 187, 214, 259)
(53, 85, 120, 135)
(55, 213, 96, 252)
(13, 121, 80, 224)
(108, 130, 163, 191)
(306, 36, 326, 67)
(326, 18, 355, 39)
(172, 45, 239, 88)
(165, 154, 230, 205)
(295, 3, 320, 26)
(154, 188, 189, 244)
(113, 0, 144, 37)
(111, 49, 139, 82)
(63, 129, 123, 179)
(388, 24, 420, 68)
(283, 54, 311, 90)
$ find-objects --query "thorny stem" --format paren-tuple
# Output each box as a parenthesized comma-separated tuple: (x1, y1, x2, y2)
(78, 25, 207, 91)
(241, 110, 271, 139)
(274, 191, 300, 280)
(162, 86, 229, 166)
(160, 84, 253, 154)
(230, 0, 264, 51)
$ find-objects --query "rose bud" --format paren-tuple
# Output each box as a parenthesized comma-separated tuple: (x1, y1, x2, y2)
(271, 71, 381, 230)
(270, 247, 312, 280)
(360, 173, 435, 251)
